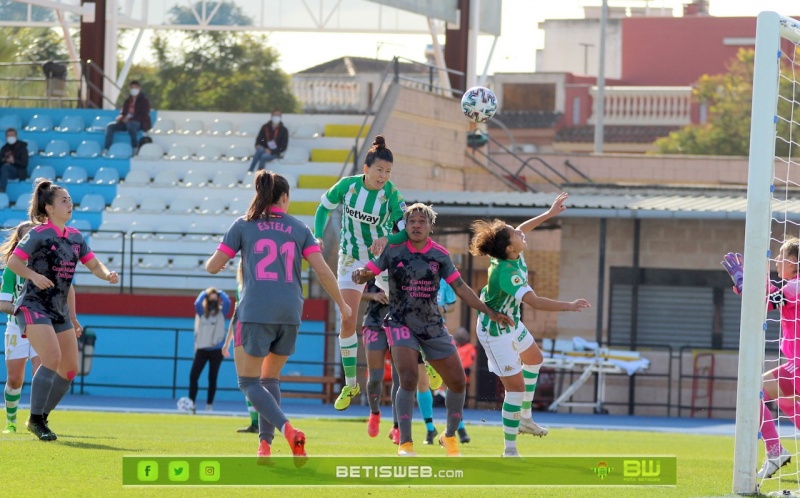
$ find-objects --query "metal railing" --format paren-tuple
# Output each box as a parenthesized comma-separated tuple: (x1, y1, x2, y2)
(0, 59, 83, 108)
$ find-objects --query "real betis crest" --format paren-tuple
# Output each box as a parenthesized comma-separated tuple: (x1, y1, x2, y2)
(511, 274, 524, 286)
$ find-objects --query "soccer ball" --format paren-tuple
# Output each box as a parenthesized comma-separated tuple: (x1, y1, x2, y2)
(461, 86, 498, 123)
(176, 396, 195, 413)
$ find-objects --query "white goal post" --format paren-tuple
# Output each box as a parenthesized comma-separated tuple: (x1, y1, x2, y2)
(734, 11, 800, 495)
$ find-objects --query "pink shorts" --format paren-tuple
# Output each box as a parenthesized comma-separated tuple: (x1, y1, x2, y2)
(776, 362, 800, 397)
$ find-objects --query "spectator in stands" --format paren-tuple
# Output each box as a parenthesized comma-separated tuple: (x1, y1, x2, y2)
(248, 111, 289, 172)
(454, 327, 476, 377)
(0, 128, 28, 194)
(186, 287, 231, 414)
(103, 81, 152, 152)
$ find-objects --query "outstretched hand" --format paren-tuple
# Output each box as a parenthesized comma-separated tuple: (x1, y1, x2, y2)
(721, 252, 744, 294)
(547, 192, 569, 217)
(567, 299, 591, 311)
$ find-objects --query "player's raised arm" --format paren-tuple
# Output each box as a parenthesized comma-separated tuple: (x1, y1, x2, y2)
(521, 290, 590, 312)
(517, 192, 568, 233)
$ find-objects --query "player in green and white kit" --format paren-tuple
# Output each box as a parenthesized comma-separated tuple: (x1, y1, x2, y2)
(469, 193, 590, 457)
(314, 135, 408, 410)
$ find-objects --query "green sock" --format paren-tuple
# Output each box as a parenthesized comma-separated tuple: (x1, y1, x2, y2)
(521, 364, 541, 418)
(5, 386, 21, 424)
(246, 398, 258, 426)
(339, 334, 359, 387)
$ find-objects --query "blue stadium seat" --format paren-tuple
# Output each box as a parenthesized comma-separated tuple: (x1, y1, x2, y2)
(12, 193, 30, 210)
(93, 167, 119, 185)
(0, 114, 22, 132)
(31, 165, 56, 181)
(106, 142, 132, 159)
(43, 140, 70, 157)
(57, 116, 85, 133)
(89, 115, 113, 132)
(68, 218, 92, 232)
(24, 114, 53, 132)
(62, 166, 88, 184)
(24, 138, 38, 155)
(2, 217, 23, 228)
(75, 140, 102, 158)
(0, 193, 9, 210)
(77, 193, 106, 212)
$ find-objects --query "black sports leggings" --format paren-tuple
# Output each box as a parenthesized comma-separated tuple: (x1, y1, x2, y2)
(188, 349, 224, 405)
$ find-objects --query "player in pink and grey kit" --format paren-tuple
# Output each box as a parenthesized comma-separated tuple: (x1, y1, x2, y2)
(723, 238, 800, 479)
(8, 179, 118, 441)
(353, 203, 512, 456)
(206, 170, 350, 462)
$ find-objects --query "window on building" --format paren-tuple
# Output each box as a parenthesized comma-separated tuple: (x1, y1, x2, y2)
(503, 83, 556, 112)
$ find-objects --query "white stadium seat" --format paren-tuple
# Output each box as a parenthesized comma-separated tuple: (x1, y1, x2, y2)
(182, 170, 209, 187)
(170, 255, 202, 271)
(208, 120, 234, 136)
(226, 144, 251, 161)
(236, 119, 264, 136)
(150, 117, 175, 135)
(130, 221, 155, 239)
(110, 195, 137, 213)
(124, 170, 151, 186)
(211, 171, 239, 188)
(138, 196, 167, 213)
(279, 147, 309, 164)
(178, 118, 204, 135)
(168, 198, 196, 214)
(95, 220, 127, 238)
(153, 170, 180, 187)
(167, 144, 193, 161)
(292, 123, 321, 138)
(195, 144, 222, 162)
(156, 222, 183, 241)
(199, 197, 227, 215)
(138, 254, 169, 270)
(137, 142, 165, 160)
(228, 196, 250, 215)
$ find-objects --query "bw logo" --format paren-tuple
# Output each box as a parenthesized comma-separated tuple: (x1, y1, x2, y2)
(592, 462, 612, 480)
(503, 365, 514, 372)
(341, 350, 352, 357)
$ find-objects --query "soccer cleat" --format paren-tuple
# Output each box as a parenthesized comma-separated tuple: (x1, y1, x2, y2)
(334, 384, 360, 411)
(367, 412, 381, 438)
(398, 442, 416, 456)
(438, 433, 461, 457)
(2, 422, 16, 434)
(424, 428, 438, 445)
(457, 427, 471, 444)
(388, 427, 400, 445)
(757, 448, 792, 479)
(257, 440, 271, 457)
(502, 448, 521, 458)
(40, 414, 57, 441)
(518, 417, 548, 437)
(26, 418, 56, 441)
(425, 363, 443, 390)
(237, 424, 259, 433)
(284, 424, 308, 467)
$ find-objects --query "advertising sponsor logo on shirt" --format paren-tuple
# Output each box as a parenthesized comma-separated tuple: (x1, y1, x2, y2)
(344, 205, 380, 225)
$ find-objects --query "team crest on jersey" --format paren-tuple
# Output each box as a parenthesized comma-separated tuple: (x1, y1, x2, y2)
(349, 185, 357, 195)
(511, 274, 524, 286)
(19, 232, 30, 245)
(429, 262, 440, 273)
(72, 244, 80, 256)
(378, 192, 388, 204)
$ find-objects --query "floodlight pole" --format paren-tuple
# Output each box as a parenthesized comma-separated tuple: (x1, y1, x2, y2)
(593, 0, 607, 154)
(467, 0, 480, 88)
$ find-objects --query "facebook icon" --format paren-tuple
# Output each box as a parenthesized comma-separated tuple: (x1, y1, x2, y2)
(137, 461, 159, 481)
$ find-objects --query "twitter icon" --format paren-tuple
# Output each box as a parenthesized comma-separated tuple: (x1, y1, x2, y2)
(168, 461, 189, 482)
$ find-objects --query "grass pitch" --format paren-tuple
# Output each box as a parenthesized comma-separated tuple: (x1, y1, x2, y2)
(1, 409, 786, 497)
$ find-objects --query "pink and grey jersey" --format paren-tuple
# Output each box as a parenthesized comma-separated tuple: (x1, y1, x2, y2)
(12, 221, 93, 322)
(362, 279, 389, 330)
(218, 208, 320, 325)
(768, 278, 800, 364)
(366, 239, 460, 339)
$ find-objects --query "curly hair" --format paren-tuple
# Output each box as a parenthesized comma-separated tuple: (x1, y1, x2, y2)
(468, 219, 512, 260)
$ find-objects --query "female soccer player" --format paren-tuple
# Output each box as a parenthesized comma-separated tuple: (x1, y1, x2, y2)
(8, 179, 118, 440)
(206, 170, 351, 461)
(361, 278, 393, 437)
(354, 203, 513, 456)
(723, 240, 800, 479)
(469, 192, 590, 457)
(314, 135, 408, 411)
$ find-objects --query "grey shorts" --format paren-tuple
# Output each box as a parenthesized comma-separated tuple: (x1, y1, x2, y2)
(362, 325, 389, 352)
(385, 324, 457, 361)
(16, 306, 73, 335)
(234, 322, 299, 357)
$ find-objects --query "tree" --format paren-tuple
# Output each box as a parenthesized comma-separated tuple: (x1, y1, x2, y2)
(654, 49, 754, 156)
(149, 31, 297, 113)
(167, 0, 252, 26)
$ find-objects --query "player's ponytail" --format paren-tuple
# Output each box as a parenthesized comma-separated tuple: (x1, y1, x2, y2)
(245, 170, 291, 221)
(469, 219, 512, 260)
(365, 135, 393, 167)
(29, 178, 64, 224)
(0, 220, 34, 264)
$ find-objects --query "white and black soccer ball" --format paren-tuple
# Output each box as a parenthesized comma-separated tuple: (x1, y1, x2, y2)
(461, 86, 498, 123)
(176, 396, 195, 413)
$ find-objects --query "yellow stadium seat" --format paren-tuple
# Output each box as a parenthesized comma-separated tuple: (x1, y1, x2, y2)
(298, 175, 339, 189)
(311, 149, 350, 163)
(323, 124, 370, 138)
(287, 201, 319, 216)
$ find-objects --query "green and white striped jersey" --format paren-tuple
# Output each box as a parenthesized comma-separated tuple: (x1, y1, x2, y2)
(0, 266, 24, 325)
(320, 175, 406, 260)
(477, 255, 533, 336)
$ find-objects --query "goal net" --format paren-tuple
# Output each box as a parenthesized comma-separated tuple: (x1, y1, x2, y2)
(734, 11, 800, 496)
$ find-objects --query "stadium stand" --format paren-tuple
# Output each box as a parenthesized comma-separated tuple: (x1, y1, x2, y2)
(0, 108, 361, 291)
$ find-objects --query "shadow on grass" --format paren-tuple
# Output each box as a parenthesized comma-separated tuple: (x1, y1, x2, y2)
(60, 441, 140, 451)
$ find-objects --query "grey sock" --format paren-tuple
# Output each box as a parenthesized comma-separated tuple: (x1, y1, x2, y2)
(238, 376, 287, 434)
(29, 366, 57, 416)
(396, 387, 415, 444)
(444, 389, 466, 437)
(391, 363, 399, 425)
(259, 378, 281, 444)
(43, 374, 71, 415)
(367, 368, 384, 413)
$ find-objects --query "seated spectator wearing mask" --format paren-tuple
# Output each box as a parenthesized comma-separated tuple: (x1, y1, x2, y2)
(248, 111, 289, 172)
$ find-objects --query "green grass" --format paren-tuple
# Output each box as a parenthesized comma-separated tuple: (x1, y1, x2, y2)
(2, 409, 786, 497)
